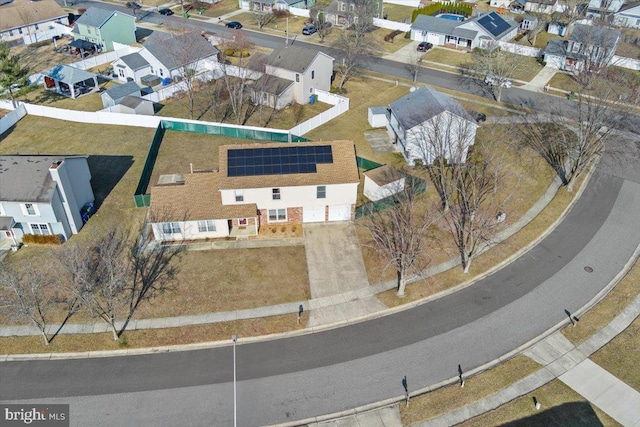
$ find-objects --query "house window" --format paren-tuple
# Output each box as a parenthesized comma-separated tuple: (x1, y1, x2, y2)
(118, 68, 125, 78)
(235, 190, 244, 202)
(350, 4, 355, 11)
(268, 209, 286, 222)
(9, 30, 13, 36)
(238, 218, 248, 225)
(35, 24, 39, 30)
(317, 185, 326, 199)
(198, 220, 216, 232)
(272, 188, 281, 200)
(161, 222, 181, 234)
(150, 66, 154, 74)
(296, 73, 300, 82)
(159, 69, 164, 76)
(30, 223, 50, 235)
(312, 70, 315, 79)
(341, 2, 346, 11)
(24, 203, 37, 216)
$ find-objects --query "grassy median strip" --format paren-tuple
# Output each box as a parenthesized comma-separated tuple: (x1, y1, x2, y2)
(456, 379, 618, 427)
(399, 356, 540, 426)
(0, 313, 309, 355)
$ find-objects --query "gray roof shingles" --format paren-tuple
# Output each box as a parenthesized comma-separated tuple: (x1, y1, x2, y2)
(43, 64, 97, 85)
(390, 86, 474, 130)
(75, 8, 132, 28)
(104, 80, 141, 100)
(412, 14, 461, 34)
(570, 23, 621, 49)
(267, 44, 327, 73)
(119, 52, 149, 70)
(143, 31, 219, 71)
(0, 156, 65, 203)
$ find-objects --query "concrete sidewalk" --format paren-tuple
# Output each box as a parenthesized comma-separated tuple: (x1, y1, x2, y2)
(413, 283, 640, 427)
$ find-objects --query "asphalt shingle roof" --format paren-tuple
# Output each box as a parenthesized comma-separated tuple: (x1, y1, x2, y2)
(104, 80, 141, 100)
(75, 8, 132, 28)
(143, 31, 219, 71)
(364, 165, 404, 187)
(411, 14, 461, 34)
(267, 44, 330, 73)
(119, 52, 149, 71)
(0, 0, 66, 32)
(253, 75, 293, 96)
(569, 23, 621, 49)
(43, 64, 97, 85)
(390, 86, 475, 130)
(0, 156, 86, 203)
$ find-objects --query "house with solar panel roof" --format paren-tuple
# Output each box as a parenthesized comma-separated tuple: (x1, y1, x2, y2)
(148, 141, 359, 241)
(411, 11, 519, 49)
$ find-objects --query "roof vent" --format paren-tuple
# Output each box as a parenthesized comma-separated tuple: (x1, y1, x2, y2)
(157, 174, 185, 186)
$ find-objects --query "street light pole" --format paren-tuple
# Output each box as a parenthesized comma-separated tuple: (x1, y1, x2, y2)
(232, 334, 237, 427)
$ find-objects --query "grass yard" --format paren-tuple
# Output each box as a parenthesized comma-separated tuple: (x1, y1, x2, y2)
(370, 27, 412, 53)
(10, 39, 78, 74)
(518, 31, 563, 50)
(400, 356, 541, 425)
(198, 0, 241, 18)
(16, 78, 117, 112)
(457, 380, 618, 427)
(0, 312, 309, 354)
(423, 47, 472, 68)
(591, 313, 640, 392)
(382, 3, 415, 23)
(562, 260, 640, 346)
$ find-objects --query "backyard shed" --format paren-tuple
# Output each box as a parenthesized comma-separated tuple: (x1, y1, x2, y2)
(114, 95, 154, 115)
(363, 165, 405, 202)
(368, 106, 388, 128)
(101, 80, 142, 108)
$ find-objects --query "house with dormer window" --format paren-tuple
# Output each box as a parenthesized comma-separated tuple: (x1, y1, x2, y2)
(543, 23, 620, 71)
(149, 141, 359, 242)
(0, 156, 95, 245)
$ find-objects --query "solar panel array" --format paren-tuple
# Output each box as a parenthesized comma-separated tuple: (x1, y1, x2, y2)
(227, 145, 333, 177)
(478, 12, 511, 38)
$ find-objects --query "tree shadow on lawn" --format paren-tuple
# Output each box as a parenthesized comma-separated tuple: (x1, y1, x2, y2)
(87, 155, 134, 211)
(500, 401, 603, 427)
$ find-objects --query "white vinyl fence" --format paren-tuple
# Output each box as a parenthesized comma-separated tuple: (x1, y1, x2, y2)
(611, 55, 640, 71)
(289, 90, 349, 136)
(373, 18, 411, 32)
(383, 0, 420, 6)
(479, 39, 541, 57)
(289, 6, 310, 18)
(0, 101, 27, 135)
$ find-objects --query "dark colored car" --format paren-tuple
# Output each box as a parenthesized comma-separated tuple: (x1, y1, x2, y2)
(158, 8, 174, 15)
(302, 25, 317, 35)
(126, 1, 141, 9)
(226, 21, 243, 29)
(417, 42, 433, 52)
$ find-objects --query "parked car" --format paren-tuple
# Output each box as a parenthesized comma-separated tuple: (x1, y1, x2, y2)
(417, 42, 433, 52)
(302, 25, 317, 35)
(126, 1, 141, 9)
(158, 8, 174, 15)
(226, 21, 243, 29)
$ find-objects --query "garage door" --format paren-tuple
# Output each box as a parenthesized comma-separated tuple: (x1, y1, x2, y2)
(427, 33, 439, 44)
(303, 206, 325, 223)
(328, 205, 352, 221)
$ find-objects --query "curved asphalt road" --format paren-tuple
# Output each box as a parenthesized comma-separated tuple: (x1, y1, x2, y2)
(4, 6, 640, 425)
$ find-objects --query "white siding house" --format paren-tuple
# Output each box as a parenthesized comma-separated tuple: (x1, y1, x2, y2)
(0, 0, 69, 45)
(387, 87, 478, 166)
(0, 156, 94, 244)
(149, 141, 360, 242)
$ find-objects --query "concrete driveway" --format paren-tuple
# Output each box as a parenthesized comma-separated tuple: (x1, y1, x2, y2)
(303, 222, 370, 299)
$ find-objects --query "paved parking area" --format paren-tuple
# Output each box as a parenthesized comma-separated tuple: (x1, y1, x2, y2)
(365, 130, 396, 154)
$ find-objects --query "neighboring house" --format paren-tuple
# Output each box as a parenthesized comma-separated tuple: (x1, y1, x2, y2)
(543, 23, 621, 71)
(524, 0, 567, 14)
(548, 20, 570, 36)
(520, 14, 539, 31)
(112, 52, 149, 82)
(246, 0, 314, 11)
(252, 43, 334, 109)
(411, 12, 519, 50)
(149, 141, 360, 242)
(385, 86, 478, 166)
(613, 3, 640, 28)
(322, 0, 383, 27)
(101, 80, 142, 108)
(490, 0, 512, 8)
(0, 156, 95, 244)
(0, 0, 69, 45)
(586, 0, 624, 19)
(363, 165, 405, 202)
(71, 8, 136, 51)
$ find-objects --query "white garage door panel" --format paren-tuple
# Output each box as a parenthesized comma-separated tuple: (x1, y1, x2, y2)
(427, 33, 439, 44)
(328, 205, 351, 221)
(303, 206, 325, 223)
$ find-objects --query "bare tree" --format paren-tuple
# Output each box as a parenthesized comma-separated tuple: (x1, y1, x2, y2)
(0, 262, 78, 345)
(520, 77, 622, 191)
(361, 177, 436, 297)
(218, 31, 258, 124)
(62, 220, 184, 340)
(406, 49, 423, 83)
(443, 131, 511, 273)
(252, 9, 275, 29)
(463, 47, 522, 102)
(408, 107, 478, 213)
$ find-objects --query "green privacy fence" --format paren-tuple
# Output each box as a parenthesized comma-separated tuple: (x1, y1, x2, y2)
(133, 120, 310, 207)
(354, 164, 428, 219)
